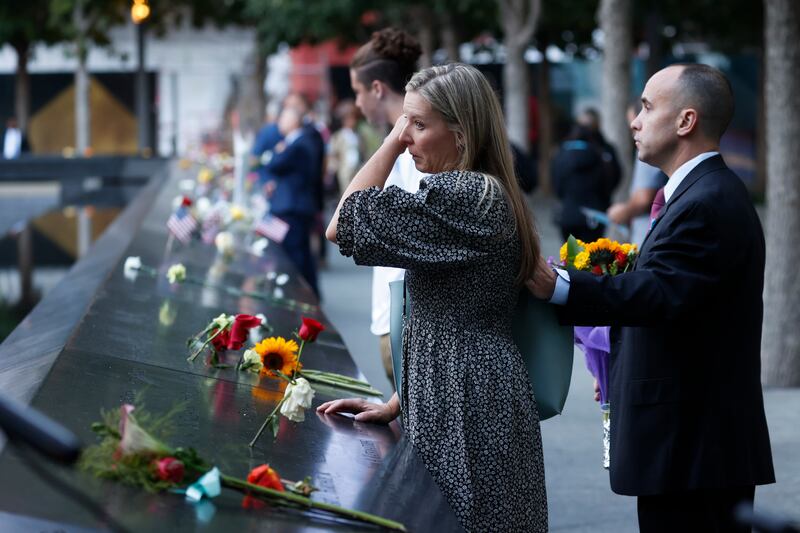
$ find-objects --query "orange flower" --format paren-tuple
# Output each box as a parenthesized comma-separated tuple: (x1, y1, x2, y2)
(242, 464, 284, 509)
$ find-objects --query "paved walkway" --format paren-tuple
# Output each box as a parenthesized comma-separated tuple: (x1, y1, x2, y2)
(319, 192, 800, 531)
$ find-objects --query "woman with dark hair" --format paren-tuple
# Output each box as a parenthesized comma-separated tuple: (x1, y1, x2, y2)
(320, 63, 548, 532)
(348, 29, 426, 392)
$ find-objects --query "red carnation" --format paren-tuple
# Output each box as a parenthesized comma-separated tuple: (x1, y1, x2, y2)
(181, 196, 193, 207)
(298, 317, 325, 342)
(210, 328, 230, 352)
(228, 314, 262, 350)
(154, 457, 184, 484)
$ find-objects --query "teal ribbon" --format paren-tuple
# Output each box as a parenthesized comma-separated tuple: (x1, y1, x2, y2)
(183, 467, 221, 503)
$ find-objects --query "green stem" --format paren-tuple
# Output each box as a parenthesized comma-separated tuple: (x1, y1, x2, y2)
(249, 397, 285, 447)
(301, 369, 374, 386)
(302, 373, 382, 397)
(219, 474, 406, 531)
(188, 327, 225, 362)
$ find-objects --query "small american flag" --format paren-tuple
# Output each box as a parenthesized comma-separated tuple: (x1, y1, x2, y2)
(201, 209, 223, 244)
(254, 214, 290, 243)
(167, 206, 197, 244)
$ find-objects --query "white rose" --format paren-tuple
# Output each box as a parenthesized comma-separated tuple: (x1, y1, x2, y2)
(211, 313, 233, 330)
(166, 263, 186, 284)
(241, 349, 263, 373)
(280, 378, 315, 423)
(123, 256, 142, 281)
(215, 231, 235, 256)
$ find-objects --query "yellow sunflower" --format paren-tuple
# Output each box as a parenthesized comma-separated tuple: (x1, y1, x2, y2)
(254, 337, 300, 377)
(574, 251, 590, 270)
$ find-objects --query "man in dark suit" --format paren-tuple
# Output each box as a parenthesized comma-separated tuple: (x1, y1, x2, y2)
(263, 106, 320, 296)
(529, 64, 774, 532)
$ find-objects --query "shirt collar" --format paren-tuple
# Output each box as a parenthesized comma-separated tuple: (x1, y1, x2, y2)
(663, 151, 718, 203)
(284, 129, 302, 146)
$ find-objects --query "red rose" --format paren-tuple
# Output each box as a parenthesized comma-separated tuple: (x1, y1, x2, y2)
(592, 265, 603, 275)
(242, 464, 284, 510)
(298, 317, 325, 342)
(615, 251, 628, 268)
(210, 328, 230, 352)
(154, 457, 184, 484)
(228, 314, 262, 350)
(181, 196, 193, 207)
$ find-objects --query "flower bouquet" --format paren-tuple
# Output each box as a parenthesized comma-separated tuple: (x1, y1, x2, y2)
(248, 317, 382, 446)
(552, 235, 638, 469)
(80, 403, 406, 531)
(187, 313, 262, 366)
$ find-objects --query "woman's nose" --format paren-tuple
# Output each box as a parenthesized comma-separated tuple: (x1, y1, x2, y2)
(398, 123, 411, 144)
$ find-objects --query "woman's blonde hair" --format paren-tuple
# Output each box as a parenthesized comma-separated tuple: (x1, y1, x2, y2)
(405, 63, 540, 284)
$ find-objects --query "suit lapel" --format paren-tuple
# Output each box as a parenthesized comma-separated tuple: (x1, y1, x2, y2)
(637, 155, 726, 254)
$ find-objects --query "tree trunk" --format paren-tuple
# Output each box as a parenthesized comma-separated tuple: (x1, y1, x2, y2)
(537, 54, 553, 194)
(762, 0, 800, 386)
(13, 41, 31, 133)
(597, 0, 633, 200)
(503, 42, 530, 151)
(643, 8, 664, 78)
(439, 12, 460, 62)
(410, 5, 435, 68)
(499, 0, 542, 153)
(74, 0, 90, 155)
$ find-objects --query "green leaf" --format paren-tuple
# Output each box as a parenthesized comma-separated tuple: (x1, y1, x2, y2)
(566, 234, 582, 267)
(270, 416, 280, 439)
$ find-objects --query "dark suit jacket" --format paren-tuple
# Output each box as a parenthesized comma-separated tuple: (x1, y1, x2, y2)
(263, 129, 319, 217)
(558, 155, 775, 496)
(551, 140, 617, 230)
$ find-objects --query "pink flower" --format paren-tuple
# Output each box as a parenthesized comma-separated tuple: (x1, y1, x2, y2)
(118, 405, 170, 457)
(154, 457, 185, 484)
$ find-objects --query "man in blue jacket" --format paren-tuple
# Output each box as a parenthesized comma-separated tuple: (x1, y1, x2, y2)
(262, 107, 320, 296)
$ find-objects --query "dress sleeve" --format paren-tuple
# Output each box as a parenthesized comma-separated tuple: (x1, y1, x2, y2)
(335, 171, 512, 271)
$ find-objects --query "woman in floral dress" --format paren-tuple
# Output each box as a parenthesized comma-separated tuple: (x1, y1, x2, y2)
(318, 64, 548, 532)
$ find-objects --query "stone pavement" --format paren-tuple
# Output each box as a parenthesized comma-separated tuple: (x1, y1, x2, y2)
(318, 192, 799, 531)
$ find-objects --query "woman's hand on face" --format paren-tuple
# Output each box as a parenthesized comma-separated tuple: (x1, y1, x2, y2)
(316, 398, 399, 424)
(384, 115, 408, 157)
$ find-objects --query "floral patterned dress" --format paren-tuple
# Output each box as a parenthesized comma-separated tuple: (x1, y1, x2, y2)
(336, 170, 547, 532)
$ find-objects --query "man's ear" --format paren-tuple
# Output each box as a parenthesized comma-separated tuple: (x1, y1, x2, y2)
(371, 80, 384, 100)
(676, 108, 699, 137)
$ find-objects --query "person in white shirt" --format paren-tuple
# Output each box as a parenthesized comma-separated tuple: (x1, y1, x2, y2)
(347, 28, 425, 389)
(2, 117, 29, 159)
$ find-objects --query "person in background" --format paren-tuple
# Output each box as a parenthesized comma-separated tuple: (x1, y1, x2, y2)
(607, 101, 668, 245)
(551, 122, 618, 241)
(2, 117, 30, 159)
(346, 28, 425, 390)
(262, 107, 320, 296)
(327, 100, 363, 195)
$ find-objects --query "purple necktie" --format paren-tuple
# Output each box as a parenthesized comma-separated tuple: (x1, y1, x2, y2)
(650, 187, 666, 221)
(647, 187, 666, 233)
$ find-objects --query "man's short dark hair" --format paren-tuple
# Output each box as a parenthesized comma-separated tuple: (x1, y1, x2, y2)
(675, 63, 734, 140)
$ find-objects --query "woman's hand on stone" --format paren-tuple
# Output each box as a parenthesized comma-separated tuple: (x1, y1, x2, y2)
(316, 398, 399, 424)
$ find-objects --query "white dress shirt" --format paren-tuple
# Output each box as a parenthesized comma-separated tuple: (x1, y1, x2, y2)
(3, 128, 22, 159)
(370, 150, 424, 335)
